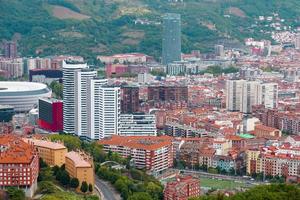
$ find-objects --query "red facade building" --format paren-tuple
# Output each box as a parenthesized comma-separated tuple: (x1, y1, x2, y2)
(164, 175, 200, 200)
(105, 64, 128, 77)
(38, 98, 63, 132)
(0, 135, 39, 197)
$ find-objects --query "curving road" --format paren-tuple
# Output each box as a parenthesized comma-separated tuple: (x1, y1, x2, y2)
(95, 177, 121, 200)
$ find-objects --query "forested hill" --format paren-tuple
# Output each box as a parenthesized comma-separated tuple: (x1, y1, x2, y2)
(1, 0, 300, 61)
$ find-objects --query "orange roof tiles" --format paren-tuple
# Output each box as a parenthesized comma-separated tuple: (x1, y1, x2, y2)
(99, 135, 172, 151)
(0, 135, 36, 164)
(255, 124, 279, 132)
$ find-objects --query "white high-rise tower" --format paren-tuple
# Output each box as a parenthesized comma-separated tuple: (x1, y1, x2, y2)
(74, 69, 97, 138)
(62, 61, 88, 134)
(98, 86, 120, 139)
(87, 78, 108, 140)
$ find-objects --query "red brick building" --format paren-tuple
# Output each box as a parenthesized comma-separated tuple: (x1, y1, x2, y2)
(121, 85, 139, 114)
(164, 175, 200, 200)
(148, 85, 188, 102)
(0, 135, 39, 197)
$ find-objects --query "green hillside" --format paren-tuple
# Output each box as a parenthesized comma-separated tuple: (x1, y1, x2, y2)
(1, 0, 300, 62)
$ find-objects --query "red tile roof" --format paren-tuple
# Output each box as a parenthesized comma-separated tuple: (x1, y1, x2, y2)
(0, 135, 36, 164)
(99, 135, 172, 151)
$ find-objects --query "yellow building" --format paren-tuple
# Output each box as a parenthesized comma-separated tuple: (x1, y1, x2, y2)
(65, 151, 94, 190)
(24, 139, 67, 167)
(246, 149, 261, 175)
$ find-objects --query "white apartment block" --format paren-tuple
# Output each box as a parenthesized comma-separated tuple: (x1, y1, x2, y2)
(98, 86, 120, 138)
(87, 78, 108, 140)
(259, 83, 278, 109)
(226, 80, 278, 113)
(118, 114, 157, 136)
(240, 80, 261, 113)
(63, 61, 88, 134)
(74, 69, 97, 138)
(226, 79, 245, 112)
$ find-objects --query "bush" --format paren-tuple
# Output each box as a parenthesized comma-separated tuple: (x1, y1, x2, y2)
(81, 181, 88, 193)
(70, 178, 80, 188)
(89, 183, 93, 192)
(6, 187, 25, 200)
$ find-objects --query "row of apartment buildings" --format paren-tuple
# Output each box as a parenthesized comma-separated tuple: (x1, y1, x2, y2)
(253, 105, 300, 134)
(0, 135, 94, 197)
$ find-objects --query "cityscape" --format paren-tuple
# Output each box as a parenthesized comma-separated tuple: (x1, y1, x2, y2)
(1, 0, 300, 200)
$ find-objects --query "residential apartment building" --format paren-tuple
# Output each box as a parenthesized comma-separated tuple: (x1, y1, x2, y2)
(246, 145, 300, 177)
(226, 80, 278, 113)
(24, 139, 67, 167)
(0, 58, 23, 78)
(65, 151, 94, 190)
(226, 79, 245, 112)
(121, 85, 139, 114)
(0, 135, 39, 197)
(99, 135, 173, 174)
(148, 85, 188, 102)
(74, 69, 97, 138)
(4, 41, 17, 58)
(97, 86, 120, 138)
(87, 78, 108, 140)
(119, 114, 157, 136)
(164, 175, 200, 200)
(62, 60, 88, 134)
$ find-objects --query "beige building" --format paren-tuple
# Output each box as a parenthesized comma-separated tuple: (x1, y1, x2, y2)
(24, 139, 67, 167)
(65, 151, 94, 190)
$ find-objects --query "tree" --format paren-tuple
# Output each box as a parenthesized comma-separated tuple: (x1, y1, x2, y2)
(38, 181, 57, 194)
(39, 158, 48, 168)
(89, 183, 93, 192)
(128, 192, 153, 200)
(52, 165, 60, 176)
(146, 182, 163, 200)
(6, 187, 25, 200)
(60, 170, 70, 186)
(81, 181, 88, 193)
(70, 178, 79, 188)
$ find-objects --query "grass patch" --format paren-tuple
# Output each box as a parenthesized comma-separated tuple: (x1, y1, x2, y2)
(200, 177, 249, 190)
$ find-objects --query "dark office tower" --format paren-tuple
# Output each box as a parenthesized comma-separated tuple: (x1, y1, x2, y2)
(121, 86, 139, 114)
(4, 41, 17, 58)
(162, 13, 181, 65)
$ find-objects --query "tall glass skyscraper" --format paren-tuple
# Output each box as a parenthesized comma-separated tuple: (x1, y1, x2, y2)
(162, 13, 181, 65)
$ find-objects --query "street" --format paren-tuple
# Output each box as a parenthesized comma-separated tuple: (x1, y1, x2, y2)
(95, 177, 121, 200)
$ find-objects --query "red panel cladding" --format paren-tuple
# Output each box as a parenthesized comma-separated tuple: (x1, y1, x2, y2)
(52, 101, 63, 131)
(38, 101, 63, 132)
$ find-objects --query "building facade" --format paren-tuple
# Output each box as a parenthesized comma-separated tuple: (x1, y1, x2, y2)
(62, 61, 88, 134)
(119, 114, 157, 136)
(74, 69, 97, 138)
(65, 151, 94, 190)
(87, 78, 108, 140)
(162, 13, 181, 65)
(4, 41, 17, 58)
(148, 85, 188, 102)
(24, 139, 67, 167)
(121, 86, 139, 114)
(99, 135, 173, 174)
(164, 175, 200, 200)
(38, 98, 63, 132)
(0, 135, 39, 197)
